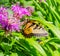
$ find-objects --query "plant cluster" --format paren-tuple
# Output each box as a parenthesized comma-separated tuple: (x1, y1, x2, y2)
(0, 0, 60, 56)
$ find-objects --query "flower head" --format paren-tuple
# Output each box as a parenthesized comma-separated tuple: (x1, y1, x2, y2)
(11, 4, 31, 19)
(1, 18, 20, 32)
(8, 18, 20, 31)
(0, 7, 20, 32)
(0, 7, 8, 19)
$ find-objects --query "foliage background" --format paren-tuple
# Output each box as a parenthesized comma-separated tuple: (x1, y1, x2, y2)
(0, 0, 60, 56)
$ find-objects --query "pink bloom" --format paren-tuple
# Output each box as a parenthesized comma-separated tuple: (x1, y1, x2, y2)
(8, 18, 20, 31)
(11, 4, 31, 19)
(0, 7, 20, 32)
(0, 7, 8, 19)
(1, 18, 20, 32)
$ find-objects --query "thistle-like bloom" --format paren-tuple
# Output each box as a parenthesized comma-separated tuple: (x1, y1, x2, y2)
(8, 18, 20, 31)
(0, 7, 20, 32)
(11, 4, 31, 19)
(0, 7, 8, 25)
(1, 18, 20, 32)
(0, 7, 8, 19)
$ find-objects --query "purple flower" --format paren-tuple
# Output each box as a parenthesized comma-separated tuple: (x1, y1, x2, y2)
(8, 18, 20, 31)
(11, 4, 31, 19)
(0, 7, 8, 19)
(1, 18, 20, 32)
(0, 7, 8, 28)
(0, 7, 20, 32)
(1, 19, 8, 30)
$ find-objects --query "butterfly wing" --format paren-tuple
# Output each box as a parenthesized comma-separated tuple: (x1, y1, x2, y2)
(23, 20, 48, 37)
(32, 28, 48, 37)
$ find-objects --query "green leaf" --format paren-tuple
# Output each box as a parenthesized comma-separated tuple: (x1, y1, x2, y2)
(0, 0, 9, 3)
(0, 52, 4, 56)
(10, 53, 18, 56)
(54, 50, 60, 56)
(26, 38, 47, 56)
(1, 42, 12, 53)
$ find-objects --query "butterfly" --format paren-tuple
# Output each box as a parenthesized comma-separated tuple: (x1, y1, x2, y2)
(23, 19, 48, 37)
